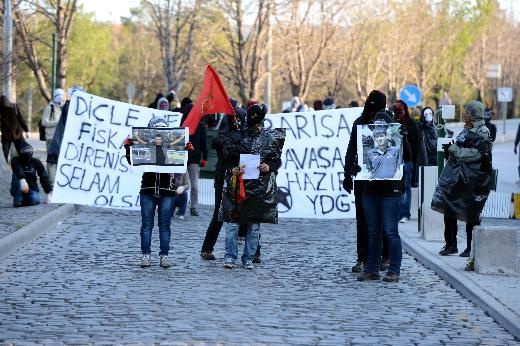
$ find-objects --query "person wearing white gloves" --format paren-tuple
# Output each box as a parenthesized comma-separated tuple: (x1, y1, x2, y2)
(172, 172, 190, 220)
(10, 144, 52, 207)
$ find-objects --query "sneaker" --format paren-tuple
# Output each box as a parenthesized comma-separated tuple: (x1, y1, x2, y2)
(399, 217, 409, 223)
(200, 251, 216, 260)
(160, 255, 172, 268)
(190, 208, 199, 216)
(459, 248, 470, 257)
(140, 254, 151, 268)
(252, 246, 261, 264)
(351, 261, 365, 273)
(223, 258, 235, 269)
(243, 260, 254, 270)
(357, 272, 380, 281)
(382, 272, 400, 282)
(439, 245, 458, 256)
(380, 259, 390, 271)
(178, 215, 185, 220)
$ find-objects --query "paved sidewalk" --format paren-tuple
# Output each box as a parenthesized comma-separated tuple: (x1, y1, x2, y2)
(400, 217, 520, 339)
(1, 206, 518, 344)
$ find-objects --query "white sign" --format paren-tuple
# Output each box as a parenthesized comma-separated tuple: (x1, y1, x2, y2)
(240, 154, 260, 180)
(52, 91, 183, 209)
(497, 87, 513, 102)
(487, 64, 501, 79)
(265, 108, 361, 219)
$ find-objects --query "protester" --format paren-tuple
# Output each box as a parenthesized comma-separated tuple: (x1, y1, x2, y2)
(313, 100, 323, 111)
(349, 101, 360, 108)
(172, 172, 190, 220)
(432, 101, 492, 257)
(41, 89, 65, 154)
(157, 97, 170, 111)
(393, 100, 423, 223)
(283, 96, 300, 113)
(47, 85, 84, 185)
(10, 143, 52, 207)
(219, 104, 285, 269)
(124, 116, 193, 268)
(200, 106, 248, 260)
(419, 107, 438, 166)
(181, 103, 208, 217)
(323, 96, 336, 110)
(343, 90, 390, 273)
(0, 95, 29, 162)
(357, 111, 410, 282)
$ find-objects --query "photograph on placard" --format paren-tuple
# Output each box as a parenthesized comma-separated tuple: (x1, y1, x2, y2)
(130, 127, 186, 166)
(356, 123, 403, 180)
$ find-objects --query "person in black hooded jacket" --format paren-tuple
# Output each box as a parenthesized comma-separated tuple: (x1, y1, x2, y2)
(0, 95, 29, 161)
(343, 90, 391, 273)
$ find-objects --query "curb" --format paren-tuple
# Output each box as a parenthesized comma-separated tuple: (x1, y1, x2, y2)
(0, 204, 79, 261)
(401, 232, 520, 340)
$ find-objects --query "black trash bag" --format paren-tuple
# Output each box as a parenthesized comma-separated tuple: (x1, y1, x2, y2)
(420, 123, 438, 166)
(219, 128, 286, 224)
(431, 129, 492, 223)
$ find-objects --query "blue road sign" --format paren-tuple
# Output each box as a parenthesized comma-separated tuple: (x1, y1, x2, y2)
(399, 85, 422, 107)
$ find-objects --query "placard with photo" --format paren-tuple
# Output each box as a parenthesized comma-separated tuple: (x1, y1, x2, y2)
(355, 123, 403, 180)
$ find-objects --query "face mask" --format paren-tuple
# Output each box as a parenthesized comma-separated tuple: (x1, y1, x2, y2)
(423, 109, 433, 122)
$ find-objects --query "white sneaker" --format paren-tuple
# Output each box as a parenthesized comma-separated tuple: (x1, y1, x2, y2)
(399, 217, 409, 223)
(160, 255, 172, 268)
(223, 258, 235, 269)
(178, 215, 185, 220)
(140, 254, 151, 268)
(243, 260, 254, 270)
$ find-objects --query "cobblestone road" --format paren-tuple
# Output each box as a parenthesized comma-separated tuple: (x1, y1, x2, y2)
(0, 206, 518, 344)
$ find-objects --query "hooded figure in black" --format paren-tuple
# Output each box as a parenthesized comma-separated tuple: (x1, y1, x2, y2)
(218, 104, 285, 269)
(10, 143, 52, 207)
(419, 107, 438, 166)
(0, 95, 29, 161)
(343, 90, 391, 273)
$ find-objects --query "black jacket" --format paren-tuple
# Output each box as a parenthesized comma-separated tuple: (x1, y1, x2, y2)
(47, 100, 70, 164)
(0, 101, 28, 142)
(11, 156, 52, 193)
(188, 122, 208, 165)
(139, 172, 180, 197)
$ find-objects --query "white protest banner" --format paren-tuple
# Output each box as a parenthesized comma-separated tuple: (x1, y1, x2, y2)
(52, 91, 183, 209)
(265, 108, 362, 219)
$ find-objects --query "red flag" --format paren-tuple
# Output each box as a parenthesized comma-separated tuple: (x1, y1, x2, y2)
(182, 64, 235, 135)
(237, 175, 247, 204)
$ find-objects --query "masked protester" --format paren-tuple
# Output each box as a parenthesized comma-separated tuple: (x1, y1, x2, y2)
(356, 112, 411, 283)
(0, 95, 29, 162)
(219, 104, 285, 270)
(419, 107, 438, 166)
(124, 116, 193, 268)
(200, 105, 250, 261)
(42, 89, 66, 154)
(432, 101, 492, 257)
(393, 100, 424, 223)
(47, 85, 83, 185)
(343, 90, 391, 274)
(10, 143, 52, 207)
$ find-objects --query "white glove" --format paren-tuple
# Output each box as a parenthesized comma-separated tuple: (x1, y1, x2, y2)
(20, 178, 29, 193)
(46, 191, 53, 204)
(176, 186, 185, 195)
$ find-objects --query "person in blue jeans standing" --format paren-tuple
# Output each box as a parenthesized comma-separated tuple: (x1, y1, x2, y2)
(124, 116, 193, 268)
(357, 111, 411, 283)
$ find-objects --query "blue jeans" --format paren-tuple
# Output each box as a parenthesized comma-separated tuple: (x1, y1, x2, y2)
(10, 174, 39, 206)
(140, 194, 174, 255)
(399, 161, 413, 219)
(362, 195, 402, 275)
(225, 223, 260, 264)
(172, 191, 188, 216)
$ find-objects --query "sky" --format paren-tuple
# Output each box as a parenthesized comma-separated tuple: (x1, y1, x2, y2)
(79, 0, 520, 23)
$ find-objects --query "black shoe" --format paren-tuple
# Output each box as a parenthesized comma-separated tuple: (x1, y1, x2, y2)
(439, 245, 458, 256)
(382, 272, 400, 282)
(190, 208, 199, 216)
(200, 251, 216, 260)
(357, 272, 380, 281)
(351, 261, 365, 273)
(380, 259, 390, 271)
(13, 201, 22, 208)
(459, 248, 470, 257)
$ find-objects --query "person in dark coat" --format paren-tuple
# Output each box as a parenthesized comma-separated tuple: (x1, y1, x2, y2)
(180, 103, 208, 216)
(393, 100, 424, 223)
(0, 95, 29, 161)
(419, 107, 438, 166)
(10, 143, 52, 207)
(343, 90, 390, 273)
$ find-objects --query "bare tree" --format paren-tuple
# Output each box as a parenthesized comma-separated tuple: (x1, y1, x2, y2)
(13, 0, 78, 101)
(142, 0, 201, 95)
